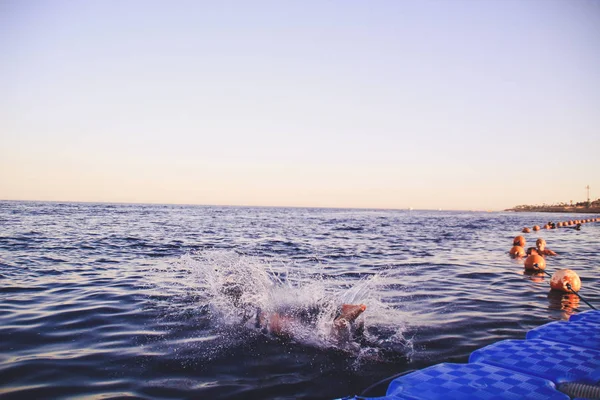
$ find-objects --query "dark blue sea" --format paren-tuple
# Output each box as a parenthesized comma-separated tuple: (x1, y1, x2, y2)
(1, 201, 599, 399)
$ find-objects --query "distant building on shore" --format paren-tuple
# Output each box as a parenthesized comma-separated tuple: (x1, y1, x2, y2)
(506, 198, 600, 213)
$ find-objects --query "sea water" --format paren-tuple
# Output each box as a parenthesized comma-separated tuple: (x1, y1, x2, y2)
(1, 201, 598, 398)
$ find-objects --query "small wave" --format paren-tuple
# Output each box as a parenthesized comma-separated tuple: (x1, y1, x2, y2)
(0, 285, 48, 293)
(94, 258, 120, 264)
(333, 226, 365, 232)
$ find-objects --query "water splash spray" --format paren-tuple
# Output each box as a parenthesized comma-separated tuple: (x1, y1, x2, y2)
(150, 250, 410, 360)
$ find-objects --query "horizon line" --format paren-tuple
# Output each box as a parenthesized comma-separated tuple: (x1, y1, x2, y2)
(0, 198, 500, 213)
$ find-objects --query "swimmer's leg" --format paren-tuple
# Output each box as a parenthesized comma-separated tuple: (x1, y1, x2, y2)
(335, 304, 367, 325)
(269, 313, 293, 339)
(332, 304, 366, 341)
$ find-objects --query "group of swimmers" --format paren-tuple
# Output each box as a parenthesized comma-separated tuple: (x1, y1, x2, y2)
(509, 236, 557, 258)
(515, 217, 599, 257)
(510, 216, 600, 296)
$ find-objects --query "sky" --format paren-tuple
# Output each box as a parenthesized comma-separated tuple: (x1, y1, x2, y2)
(1, 0, 599, 210)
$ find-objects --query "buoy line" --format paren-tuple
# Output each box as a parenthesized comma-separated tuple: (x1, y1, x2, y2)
(521, 217, 599, 233)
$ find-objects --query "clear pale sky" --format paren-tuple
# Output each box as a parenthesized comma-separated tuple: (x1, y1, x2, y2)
(1, 0, 599, 210)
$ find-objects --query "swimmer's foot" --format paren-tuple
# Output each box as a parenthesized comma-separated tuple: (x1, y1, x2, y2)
(338, 304, 367, 322)
(333, 304, 366, 330)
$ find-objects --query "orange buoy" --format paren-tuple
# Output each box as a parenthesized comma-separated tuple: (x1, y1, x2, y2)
(522, 227, 531, 233)
(524, 254, 545, 271)
(509, 245, 525, 258)
(532, 225, 540, 231)
(557, 222, 563, 227)
(550, 269, 581, 293)
(568, 220, 573, 225)
(513, 236, 526, 247)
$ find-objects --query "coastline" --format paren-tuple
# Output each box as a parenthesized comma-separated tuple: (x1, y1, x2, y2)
(505, 206, 600, 214)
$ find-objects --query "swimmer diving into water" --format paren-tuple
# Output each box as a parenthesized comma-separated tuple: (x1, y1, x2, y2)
(220, 280, 367, 343)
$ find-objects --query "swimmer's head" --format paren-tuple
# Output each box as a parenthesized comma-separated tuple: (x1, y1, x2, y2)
(526, 247, 539, 256)
(536, 238, 546, 249)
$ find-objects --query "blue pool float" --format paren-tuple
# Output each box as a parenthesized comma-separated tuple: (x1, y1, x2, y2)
(340, 310, 600, 399)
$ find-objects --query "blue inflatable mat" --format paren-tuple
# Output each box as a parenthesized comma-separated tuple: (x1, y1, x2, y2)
(469, 338, 600, 384)
(339, 311, 600, 400)
(384, 363, 568, 400)
(526, 319, 600, 351)
(569, 309, 600, 324)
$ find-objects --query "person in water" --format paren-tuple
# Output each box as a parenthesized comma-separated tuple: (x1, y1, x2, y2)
(256, 303, 367, 342)
(536, 238, 557, 256)
(220, 280, 367, 342)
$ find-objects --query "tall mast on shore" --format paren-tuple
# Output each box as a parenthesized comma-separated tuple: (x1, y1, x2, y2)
(586, 185, 590, 203)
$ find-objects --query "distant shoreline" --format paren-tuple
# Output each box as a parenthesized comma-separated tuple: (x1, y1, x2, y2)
(505, 206, 600, 214)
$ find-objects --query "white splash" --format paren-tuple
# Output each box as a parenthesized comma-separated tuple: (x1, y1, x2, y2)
(152, 250, 409, 357)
